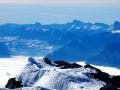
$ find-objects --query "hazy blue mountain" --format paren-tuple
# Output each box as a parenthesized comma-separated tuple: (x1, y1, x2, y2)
(113, 21, 120, 30)
(87, 42, 120, 68)
(0, 42, 11, 57)
(46, 40, 102, 61)
(46, 31, 120, 68)
(0, 20, 120, 58)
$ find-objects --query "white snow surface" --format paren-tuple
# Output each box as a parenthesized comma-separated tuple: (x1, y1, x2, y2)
(0, 56, 28, 88)
(77, 62, 120, 75)
(0, 56, 43, 88)
(15, 58, 104, 90)
(0, 57, 120, 90)
(111, 30, 120, 34)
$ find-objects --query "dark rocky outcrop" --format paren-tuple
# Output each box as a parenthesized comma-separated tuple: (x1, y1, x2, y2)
(5, 78, 23, 89)
(60, 63, 82, 69)
(28, 57, 42, 68)
(100, 84, 119, 90)
(43, 58, 83, 69)
(111, 76, 120, 88)
(54, 60, 82, 69)
(84, 64, 102, 73)
(85, 64, 111, 83)
(43, 57, 52, 65)
(89, 72, 111, 83)
(54, 61, 69, 67)
(85, 64, 120, 90)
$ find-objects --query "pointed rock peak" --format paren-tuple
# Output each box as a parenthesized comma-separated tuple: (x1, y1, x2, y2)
(113, 21, 120, 30)
(28, 57, 36, 64)
(114, 21, 120, 24)
(72, 19, 83, 24)
(28, 57, 35, 61)
(43, 57, 52, 65)
(34, 22, 42, 26)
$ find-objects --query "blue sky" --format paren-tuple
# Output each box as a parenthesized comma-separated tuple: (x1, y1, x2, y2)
(0, 0, 120, 24)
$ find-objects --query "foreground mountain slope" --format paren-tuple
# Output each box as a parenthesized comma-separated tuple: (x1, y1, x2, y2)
(13, 58, 103, 90)
(1, 57, 120, 90)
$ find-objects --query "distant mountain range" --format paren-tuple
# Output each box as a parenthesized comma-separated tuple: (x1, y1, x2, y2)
(0, 20, 120, 67)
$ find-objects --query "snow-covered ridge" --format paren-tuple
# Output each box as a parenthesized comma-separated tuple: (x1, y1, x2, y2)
(111, 30, 120, 34)
(15, 57, 102, 90)
(1, 57, 120, 90)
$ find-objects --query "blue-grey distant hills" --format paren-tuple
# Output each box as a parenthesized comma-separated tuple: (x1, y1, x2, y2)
(87, 42, 120, 68)
(0, 42, 11, 57)
(0, 20, 120, 67)
(0, 20, 111, 57)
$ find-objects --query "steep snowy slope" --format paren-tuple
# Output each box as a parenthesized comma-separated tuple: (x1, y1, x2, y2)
(3, 58, 106, 90)
(1, 57, 120, 90)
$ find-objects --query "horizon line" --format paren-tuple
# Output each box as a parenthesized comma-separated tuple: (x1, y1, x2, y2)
(0, 19, 119, 25)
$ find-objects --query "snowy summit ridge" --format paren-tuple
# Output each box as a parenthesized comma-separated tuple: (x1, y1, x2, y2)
(1, 57, 120, 90)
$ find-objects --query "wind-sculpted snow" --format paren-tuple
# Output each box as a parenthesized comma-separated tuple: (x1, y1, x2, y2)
(2, 57, 107, 90)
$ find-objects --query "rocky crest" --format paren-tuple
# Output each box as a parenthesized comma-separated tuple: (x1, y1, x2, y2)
(1, 57, 120, 90)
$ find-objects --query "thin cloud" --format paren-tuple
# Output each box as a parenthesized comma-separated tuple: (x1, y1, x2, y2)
(0, 0, 119, 5)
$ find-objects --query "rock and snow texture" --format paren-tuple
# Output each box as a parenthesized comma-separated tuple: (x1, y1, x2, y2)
(0, 56, 28, 87)
(4, 57, 105, 90)
(1, 57, 120, 90)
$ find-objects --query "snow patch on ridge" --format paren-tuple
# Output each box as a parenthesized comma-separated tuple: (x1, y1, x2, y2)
(14, 58, 105, 90)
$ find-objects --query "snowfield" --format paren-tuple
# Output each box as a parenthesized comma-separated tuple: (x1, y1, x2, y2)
(0, 56, 120, 90)
(0, 56, 42, 87)
(15, 57, 105, 90)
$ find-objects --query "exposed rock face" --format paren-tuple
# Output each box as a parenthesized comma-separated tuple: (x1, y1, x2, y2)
(84, 64, 120, 90)
(5, 78, 23, 89)
(43, 57, 52, 65)
(53, 60, 82, 69)
(84, 64, 101, 73)
(100, 84, 119, 90)
(111, 76, 120, 88)
(43, 58, 83, 69)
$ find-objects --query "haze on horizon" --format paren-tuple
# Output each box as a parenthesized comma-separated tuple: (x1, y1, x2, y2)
(0, 0, 120, 5)
(0, 0, 120, 24)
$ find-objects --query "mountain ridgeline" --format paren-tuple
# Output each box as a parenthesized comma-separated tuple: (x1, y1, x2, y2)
(2, 57, 120, 90)
(0, 20, 120, 67)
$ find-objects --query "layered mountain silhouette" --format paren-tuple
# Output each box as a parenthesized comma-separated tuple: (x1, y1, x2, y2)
(0, 20, 120, 68)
